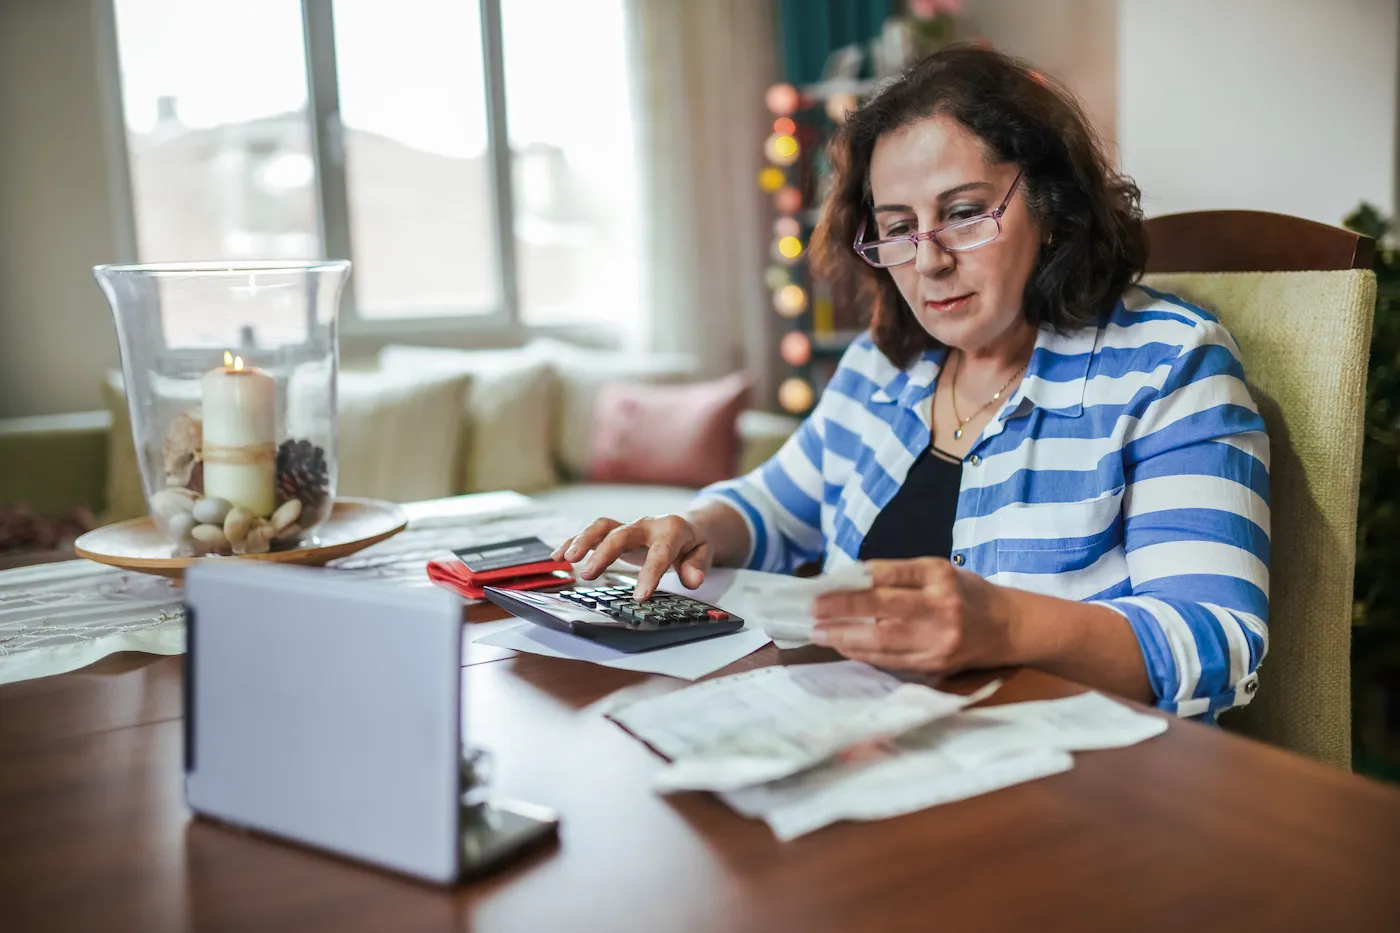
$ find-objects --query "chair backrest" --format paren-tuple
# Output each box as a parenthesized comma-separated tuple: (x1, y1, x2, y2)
(1142, 210, 1377, 769)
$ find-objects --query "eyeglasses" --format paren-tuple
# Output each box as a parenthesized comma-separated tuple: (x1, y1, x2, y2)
(852, 170, 1023, 268)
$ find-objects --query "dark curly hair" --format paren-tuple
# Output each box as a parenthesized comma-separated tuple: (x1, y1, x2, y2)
(810, 44, 1146, 368)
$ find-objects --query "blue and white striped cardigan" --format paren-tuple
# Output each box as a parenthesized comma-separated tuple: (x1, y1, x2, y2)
(697, 285, 1269, 717)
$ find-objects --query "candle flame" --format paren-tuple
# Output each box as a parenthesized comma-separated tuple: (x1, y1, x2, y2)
(233, 356, 245, 372)
(223, 351, 233, 367)
(223, 351, 245, 372)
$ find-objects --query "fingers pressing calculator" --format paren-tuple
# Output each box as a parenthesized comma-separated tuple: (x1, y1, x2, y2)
(483, 584, 744, 653)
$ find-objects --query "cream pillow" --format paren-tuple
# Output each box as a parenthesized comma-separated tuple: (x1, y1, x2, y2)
(377, 345, 558, 493)
(336, 367, 473, 502)
(526, 338, 701, 479)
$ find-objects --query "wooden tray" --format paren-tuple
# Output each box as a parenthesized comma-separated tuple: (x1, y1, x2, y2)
(73, 498, 408, 580)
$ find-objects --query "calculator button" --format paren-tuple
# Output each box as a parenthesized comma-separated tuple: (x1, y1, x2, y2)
(576, 598, 596, 608)
(706, 609, 729, 620)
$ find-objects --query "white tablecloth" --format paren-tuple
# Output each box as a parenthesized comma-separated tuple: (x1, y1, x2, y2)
(0, 492, 580, 686)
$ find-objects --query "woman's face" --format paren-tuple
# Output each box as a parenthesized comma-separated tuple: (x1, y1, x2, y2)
(867, 113, 1044, 355)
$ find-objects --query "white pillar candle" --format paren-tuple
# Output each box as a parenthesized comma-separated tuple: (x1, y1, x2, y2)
(201, 352, 277, 517)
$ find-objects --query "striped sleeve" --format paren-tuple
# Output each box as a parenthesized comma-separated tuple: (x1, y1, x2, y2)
(1090, 319, 1271, 717)
(691, 386, 833, 575)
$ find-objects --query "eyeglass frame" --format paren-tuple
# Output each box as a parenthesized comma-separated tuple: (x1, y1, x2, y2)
(852, 169, 1024, 268)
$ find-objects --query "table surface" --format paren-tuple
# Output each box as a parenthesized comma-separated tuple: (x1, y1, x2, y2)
(5, 611, 1400, 933)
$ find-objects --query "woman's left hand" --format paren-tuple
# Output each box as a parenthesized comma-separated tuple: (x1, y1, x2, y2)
(810, 558, 1019, 674)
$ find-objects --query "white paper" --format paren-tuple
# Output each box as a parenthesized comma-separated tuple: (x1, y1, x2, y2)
(728, 564, 874, 647)
(473, 621, 771, 681)
(606, 660, 999, 792)
(718, 691, 1162, 840)
(652, 564, 874, 648)
(722, 748, 1073, 842)
(914, 691, 1168, 768)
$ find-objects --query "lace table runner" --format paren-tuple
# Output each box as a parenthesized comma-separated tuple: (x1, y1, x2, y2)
(0, 493, 582, 686)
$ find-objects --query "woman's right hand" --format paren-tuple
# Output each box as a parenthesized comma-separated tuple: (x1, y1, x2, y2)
(551, 514, 712, 600)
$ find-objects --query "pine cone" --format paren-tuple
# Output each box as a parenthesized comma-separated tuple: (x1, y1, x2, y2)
(275, 438, 330, 517)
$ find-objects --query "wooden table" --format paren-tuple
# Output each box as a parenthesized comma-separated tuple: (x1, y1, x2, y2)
(3, 622, 1400, 932)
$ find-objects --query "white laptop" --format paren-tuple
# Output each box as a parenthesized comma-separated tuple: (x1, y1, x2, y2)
(183, 561, 558, 884)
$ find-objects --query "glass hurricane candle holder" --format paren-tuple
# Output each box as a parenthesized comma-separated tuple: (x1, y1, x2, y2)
(93, 260, 349, 558)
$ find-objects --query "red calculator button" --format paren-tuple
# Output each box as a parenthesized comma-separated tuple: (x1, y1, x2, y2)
(706, 609, 729, 620)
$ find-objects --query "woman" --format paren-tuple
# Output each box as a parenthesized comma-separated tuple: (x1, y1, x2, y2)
(553, 46, 1269, 718)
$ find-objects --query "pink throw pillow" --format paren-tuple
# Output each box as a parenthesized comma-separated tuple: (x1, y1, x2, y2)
(587, 373, 751, 487)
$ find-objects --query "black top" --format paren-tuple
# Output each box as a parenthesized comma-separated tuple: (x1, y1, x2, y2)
(858, 446, 963, 561)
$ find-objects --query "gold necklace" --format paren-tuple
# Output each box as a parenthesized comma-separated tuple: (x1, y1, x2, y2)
(948, 350, 1027, 440)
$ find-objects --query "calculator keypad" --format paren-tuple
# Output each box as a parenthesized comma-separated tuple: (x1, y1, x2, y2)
(557, 587, 732, 630)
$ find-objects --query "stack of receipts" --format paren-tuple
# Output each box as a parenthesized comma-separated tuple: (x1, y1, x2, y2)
(606, 660, 1166, 840)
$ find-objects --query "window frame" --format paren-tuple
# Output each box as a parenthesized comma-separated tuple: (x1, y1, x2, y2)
(102, 0, 627, 356)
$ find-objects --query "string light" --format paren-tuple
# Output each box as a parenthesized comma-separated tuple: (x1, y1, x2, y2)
(765, 82, 817, 418)
(758, 167, 786, 192)
(774, 284, 807, 316)
(764, 133, 800, 167)
(765, 83, 800, 116)
(774, 186, 803, 215)
(780, 332, 812, 367)
(778, 377, 815, 413)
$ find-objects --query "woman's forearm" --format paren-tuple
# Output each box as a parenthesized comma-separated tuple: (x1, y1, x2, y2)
(999, 587, 1155, 705)
(685, 501, 754, 569)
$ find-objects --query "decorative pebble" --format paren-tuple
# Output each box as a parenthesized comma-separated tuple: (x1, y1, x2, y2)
(163, 411, 203, 490)
(150, 488, 197, 519)
(191, 524, 227, 546)
(239, 523, 274, 555)
(274, 523, 302, 543)
(223, 507, 253, 544)
(166, 511, 197, 542)
(271, 498, 302, 533)
(192, 497, 232, 525)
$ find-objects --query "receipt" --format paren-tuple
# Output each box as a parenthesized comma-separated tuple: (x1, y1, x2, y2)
(722, 747, 1073, 842)
(718, 691, 1162, 840)
(734, 563, 874, 647)
(912, 691, 1168, 767)
(606, 660, 998, 792)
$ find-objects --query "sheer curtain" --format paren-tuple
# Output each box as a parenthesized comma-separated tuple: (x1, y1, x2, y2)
(626, 0, 778, 398)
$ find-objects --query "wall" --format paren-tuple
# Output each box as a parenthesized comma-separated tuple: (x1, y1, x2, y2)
(960, 0, 1119, 156)
(0, 0, 127, 418)
(1118, 0, 1399, 223)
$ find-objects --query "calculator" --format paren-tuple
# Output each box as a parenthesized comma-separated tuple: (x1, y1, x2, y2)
(482, 584, 745, 653)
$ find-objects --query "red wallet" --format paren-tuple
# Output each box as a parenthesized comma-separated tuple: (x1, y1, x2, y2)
(426, 558, 575, 601)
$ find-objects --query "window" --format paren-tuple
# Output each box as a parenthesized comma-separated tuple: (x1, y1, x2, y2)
(110, 0, 640, 334)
